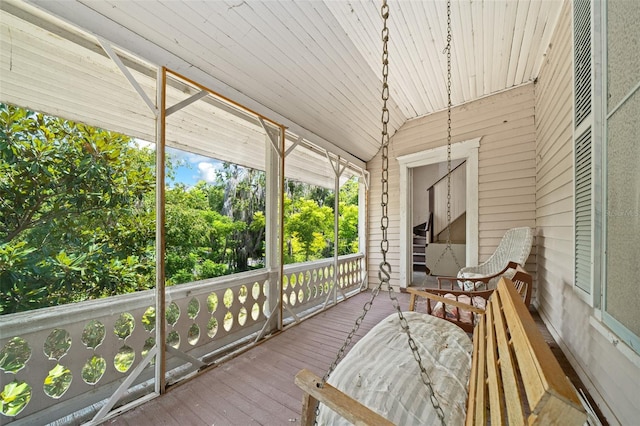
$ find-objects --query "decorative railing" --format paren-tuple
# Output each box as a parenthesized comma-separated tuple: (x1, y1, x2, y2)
(282, 254, 364, 320)
(0, 254, 365, 425)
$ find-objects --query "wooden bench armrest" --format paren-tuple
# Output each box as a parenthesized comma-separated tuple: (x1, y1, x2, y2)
(294, 369, 394, 426)
(436, 261, 520, 289)
(510, 266, 533, 308)
(406, 287, 487, 314)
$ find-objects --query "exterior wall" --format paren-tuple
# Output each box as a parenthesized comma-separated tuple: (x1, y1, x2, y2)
(534, 3, 640, 424)
(368, 84, 537, 290)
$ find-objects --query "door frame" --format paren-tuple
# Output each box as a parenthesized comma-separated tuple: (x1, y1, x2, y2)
(397, 137, 481, 288)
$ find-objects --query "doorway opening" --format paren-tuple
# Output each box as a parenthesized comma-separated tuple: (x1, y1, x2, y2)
(397, 138, 480, 288)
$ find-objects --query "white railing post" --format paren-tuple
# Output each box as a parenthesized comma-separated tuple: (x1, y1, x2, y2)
(156, 67, 167, 394)
(264, 124, 283, 333)
(326, 152, 347, 303)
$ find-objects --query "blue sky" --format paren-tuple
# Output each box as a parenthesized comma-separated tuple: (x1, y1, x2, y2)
(135, 140, 222, 187)
(166, 147, 223, 187)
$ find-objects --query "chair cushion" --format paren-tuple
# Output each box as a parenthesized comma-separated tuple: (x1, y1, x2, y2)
(432, 295, 487, 324)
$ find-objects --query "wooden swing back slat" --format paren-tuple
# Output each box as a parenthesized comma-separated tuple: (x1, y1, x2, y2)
(492, 289, 526, 424)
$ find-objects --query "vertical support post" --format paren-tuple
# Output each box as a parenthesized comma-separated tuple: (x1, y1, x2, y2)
(155, 67, 167, 393)
(358, 172, 368, 288)
(279, 126, 286, 330)
(260, 123, 285, 330)
(326, 152, 347, 303)
(265, 124, 283, 332)
(333, 158, 341, 304)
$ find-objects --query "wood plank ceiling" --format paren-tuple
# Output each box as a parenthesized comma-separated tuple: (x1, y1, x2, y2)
(23, 0, 563, 163)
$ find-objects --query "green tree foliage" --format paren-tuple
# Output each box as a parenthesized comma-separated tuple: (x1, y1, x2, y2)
(0, 104, 155, 314)
(216, 164, 266, 270)
(281, 176, 360, 262)
(163, 173, 261, 284)
(0, 103, 361, 314)
(338, 178, 360, 255)
(285, 198, 334, 262)
(339, 204, 359, 254)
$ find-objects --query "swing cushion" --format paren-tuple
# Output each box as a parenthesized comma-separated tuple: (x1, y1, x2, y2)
(316, 312, 472, 426)
(457, 271, 487, 291)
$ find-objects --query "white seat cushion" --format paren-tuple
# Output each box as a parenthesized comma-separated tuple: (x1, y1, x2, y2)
(317, 312, 472, 426)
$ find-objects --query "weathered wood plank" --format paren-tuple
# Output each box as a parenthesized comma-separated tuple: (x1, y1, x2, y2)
(299, 391, 318, 426)
(491, 292, 526, 424)
(485, 301, 505, 425)
(498, 280, 584, 414)
(295, 369, 394, 426)
(466, 314, 483, 426)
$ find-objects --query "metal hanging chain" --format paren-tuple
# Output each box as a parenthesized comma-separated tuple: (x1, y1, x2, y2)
(429, 0, 462, 274)
(316, 2, 446, 425)
(318, 1, 391, 390)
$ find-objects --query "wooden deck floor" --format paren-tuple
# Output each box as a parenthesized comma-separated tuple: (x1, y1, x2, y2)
(106, 288, 603, 425)
(107, 290, 408, 426)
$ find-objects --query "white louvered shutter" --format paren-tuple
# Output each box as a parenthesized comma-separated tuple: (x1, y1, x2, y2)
(573, 0, 602, 302)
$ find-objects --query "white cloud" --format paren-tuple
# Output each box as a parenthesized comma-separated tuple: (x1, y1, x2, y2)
(166, 147, 223, 167)
(184, 152, 206, 165)
(198, 162, 218, 183)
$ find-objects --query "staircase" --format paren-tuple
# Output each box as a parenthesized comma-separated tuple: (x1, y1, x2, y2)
(413, 233, 428, 273)
(412, 161, 467, 274)
(412, 216, 431, 273)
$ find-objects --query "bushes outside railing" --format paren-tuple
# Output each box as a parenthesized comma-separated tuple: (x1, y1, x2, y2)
(0, 254, 364, 425)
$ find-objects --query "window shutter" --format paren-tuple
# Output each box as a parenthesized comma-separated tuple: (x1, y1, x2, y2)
(573, 0, 600, 302)
(574, 0, 592, 127)
(574, 128, 592, 292)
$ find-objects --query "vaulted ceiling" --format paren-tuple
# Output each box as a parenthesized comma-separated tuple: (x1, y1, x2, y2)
(20, 0, 563, 163)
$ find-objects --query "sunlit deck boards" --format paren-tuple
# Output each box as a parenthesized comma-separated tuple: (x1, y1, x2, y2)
(106, 288, 599, 426)
(107, 290, 410, 426)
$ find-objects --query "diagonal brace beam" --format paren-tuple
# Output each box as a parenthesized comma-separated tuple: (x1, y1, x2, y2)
(91, 346, 159, 423)
(284, 135, 302, 158)
(258, 117, 282, 157)
(166, 90, 208, 116)
(98, 38, 157, 115)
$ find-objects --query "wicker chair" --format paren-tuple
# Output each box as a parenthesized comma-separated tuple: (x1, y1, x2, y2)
(438, 226, 534, 291)
(410, 227, 534, 329)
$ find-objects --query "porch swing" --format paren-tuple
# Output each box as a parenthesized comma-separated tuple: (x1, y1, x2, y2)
(294, 1, 587, 425)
